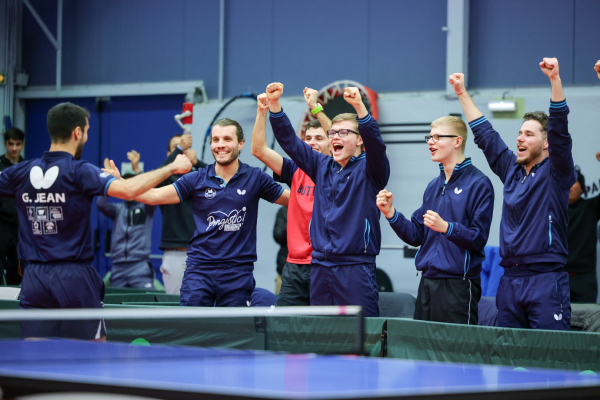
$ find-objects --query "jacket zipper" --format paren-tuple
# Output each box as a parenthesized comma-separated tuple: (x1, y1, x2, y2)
(463, 250, 470, 280)
(308, 218, 312, 247)
(323, 167, 343, 259)
(363, 219, 371, 253)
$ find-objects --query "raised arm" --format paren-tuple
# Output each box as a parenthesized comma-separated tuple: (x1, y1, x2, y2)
(105, 155, 191, 200)
(450, 73, 515, 183)
(267, 82, 325, 182)
(96, 195, 118, 219)
(251, 93, 284, 175)
(135, 185, 181, 206)
(127, 150, 141, 174)
(344, 87, 389, 189)
(303, 87, 332, 132)
(541, 58, 576, 188)
(377, 189, 424, 247)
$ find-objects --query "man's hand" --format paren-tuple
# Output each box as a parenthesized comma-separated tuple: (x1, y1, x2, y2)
(343, 87, 363, 107)
(448, 73, 466, 95)
(179, 134, 193, 150)
(170, 154, 192, 175)
(423, 210, 449, 234)
(540, 58, 560, 80)
(266, 83, 284, 101)
(303, 87, 319, 110)
(595, 60, 600, 80)
(102, 159, 122, 179)
(127, 150, 141, 174)
(184, 148, 198, 165)
(257, 93, 269, 113)
(376, 189, 395, 219)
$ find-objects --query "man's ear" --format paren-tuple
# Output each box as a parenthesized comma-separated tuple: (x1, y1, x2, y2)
(356, 136, 363, 148)
(238, 139, 245, 151)
(72, 126, 82, 141)
(455, 137, 463, 150)
(542, 137, 549, 150)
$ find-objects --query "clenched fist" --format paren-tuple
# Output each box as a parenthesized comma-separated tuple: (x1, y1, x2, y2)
(595, 60, 600, 80)
(423, 210, 449, 234)
(448, 73, 466, 95)
(343, 87, 363, 107)
(376, 189, 395, 219)
(257, 93, 269, 112)
(303, 87, 319, 109)
(171, 154, 192, 175)
(540, 58, 560, 80)
(266, 82, 284, 101)
(179, 134, 193, 150)
(127, 150, 141, 173)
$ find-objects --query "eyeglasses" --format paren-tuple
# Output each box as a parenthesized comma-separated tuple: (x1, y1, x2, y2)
(327, 129, 359, 138)
(424, 135, 458, 143)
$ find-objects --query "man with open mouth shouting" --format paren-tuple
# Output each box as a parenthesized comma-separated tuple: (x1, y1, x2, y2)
(450, 58, 576, 330)
(267, 82, 389, 317)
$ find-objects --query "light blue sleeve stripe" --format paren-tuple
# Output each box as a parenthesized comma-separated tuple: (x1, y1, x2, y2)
(103, 177, 117, 196)
(549, 100, 567, 109)
(445, 222, 453, 237)
(468, 117, 487, 129)
(270, 186, 285, 203)
(269, 109, 285, 118)
(388, 210, 399, 224)
(357, 114, 372, 124)
(172, 182, 184, 203)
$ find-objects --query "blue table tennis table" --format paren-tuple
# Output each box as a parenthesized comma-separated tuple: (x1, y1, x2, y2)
(0, 339, 599, 400)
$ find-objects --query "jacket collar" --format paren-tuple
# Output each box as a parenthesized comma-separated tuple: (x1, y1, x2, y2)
(438, 157, 473, 184)
(207, 160, 247, 187)
(1, 154, 24, 165)
(336, 151, 366, 169)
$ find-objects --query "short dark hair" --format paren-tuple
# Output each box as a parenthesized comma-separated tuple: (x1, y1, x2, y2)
(212, 118, 244, 142)
(47, 102, 90, 143)
(305, 119, 323, 132)
(167, 134, 182, 152)
(3, 128, 25, 143)
(523, 111, 548, 139)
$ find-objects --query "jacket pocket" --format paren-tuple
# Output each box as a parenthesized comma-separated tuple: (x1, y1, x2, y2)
(463, 250, 471, 279)
(363, 219, 371, 253)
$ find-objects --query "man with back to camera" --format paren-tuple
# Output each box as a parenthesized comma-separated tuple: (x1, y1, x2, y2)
(266, 82, 389, 317)
(97, 152, 156, 289)
(0, 102, 191, 339)
(0, 128, 26, 285)
(251, 88, 332, 306)
(450, 58, 576, 330)
(566, 165, 599, 303)
(107, 118, 290, 307)
(376, 116, 494, 325)
(157, 133, 207, 294)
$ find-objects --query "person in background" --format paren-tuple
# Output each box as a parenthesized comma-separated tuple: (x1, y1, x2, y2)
(566, 165, 599, 303)
(273, 206, 287, 294)
(97, 152, 156, 289)
(0, 128, 25, 285)
(157, 133, 207, 294)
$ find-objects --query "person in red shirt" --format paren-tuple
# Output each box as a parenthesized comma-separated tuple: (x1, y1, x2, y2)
(251, 88, 331, 305)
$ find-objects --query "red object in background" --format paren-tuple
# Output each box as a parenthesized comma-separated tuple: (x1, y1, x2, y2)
(182, 103, 193, 124)
(363, 85, 379, 122)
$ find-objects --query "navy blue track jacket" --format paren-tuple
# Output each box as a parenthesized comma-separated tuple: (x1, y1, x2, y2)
(469, 100, 576, 271)
(270, 110, 390, 266)
(387, 158, 494, 279)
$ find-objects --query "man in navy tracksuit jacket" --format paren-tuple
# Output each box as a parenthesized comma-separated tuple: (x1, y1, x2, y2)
(267, 82, 390, 317)
(450, 58, 576, 330)
(377, 117, 494, 325)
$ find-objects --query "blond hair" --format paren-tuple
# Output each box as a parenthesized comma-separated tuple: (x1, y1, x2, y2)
(430, 116, 468, 153)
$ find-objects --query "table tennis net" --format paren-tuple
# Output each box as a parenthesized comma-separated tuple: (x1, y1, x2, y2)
(0, 306, 366, 356)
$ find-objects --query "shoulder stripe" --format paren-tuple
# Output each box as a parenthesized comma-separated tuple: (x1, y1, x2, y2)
(271, 186, 285, 203)
(172, 182, 184, 202)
